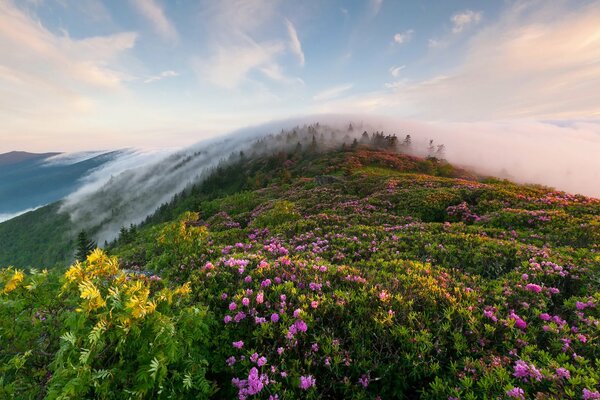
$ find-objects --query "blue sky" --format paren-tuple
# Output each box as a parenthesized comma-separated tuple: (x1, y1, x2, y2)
(1, 0, 599, 151)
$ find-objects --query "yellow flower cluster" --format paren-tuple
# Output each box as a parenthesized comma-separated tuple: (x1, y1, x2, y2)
(2, 269, 24, 294)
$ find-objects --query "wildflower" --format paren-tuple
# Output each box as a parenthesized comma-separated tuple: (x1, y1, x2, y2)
(229, 302, 237, 311)
(277, 347, 284, 355)
(257, 356, 267, 367)
(299, 375, 316, 390)
(378, 290, 390, 302)
(311, 300, 319, 309)
(525, 283, 542, 293)
(250, 353, 259, 362)
(295, 320, 308, 332)
(244, 275, 252, 283)
(224, 315, 233, 324)
(506, 387, 525, 399)
(226, 356, 236, 366)
(583, 389, 600, 400)
(358, 374, 369, 388)
(293, 308, 302, 318)
(555, 367, 570, 379)
(256, 292, 264, 304)
(234, 311, 246, 323)
(576, 301, 593, 311)
(539, 313, 551, 321)
(513, 360, 542, 382)
(242, 297, 250, 307)
(261, 279, 272, 288)
(246, 367, 266, 395)
(233, 341, 244, 349)
(483, 309, 497, 322)
(270, 313, 280, 323)
(509, 311, 527, 330)
(311, 343, 319, 352)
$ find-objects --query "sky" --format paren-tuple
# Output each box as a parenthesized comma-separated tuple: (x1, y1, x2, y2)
(1, 0, 600, 152)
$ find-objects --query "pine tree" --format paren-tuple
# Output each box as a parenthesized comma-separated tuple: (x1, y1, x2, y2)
(75, 230, 96, 262)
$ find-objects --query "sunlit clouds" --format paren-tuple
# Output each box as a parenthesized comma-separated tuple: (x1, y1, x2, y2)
(0, 0, 599, 153)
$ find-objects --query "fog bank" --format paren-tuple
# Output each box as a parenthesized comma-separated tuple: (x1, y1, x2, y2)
(59, 115, 600, 243)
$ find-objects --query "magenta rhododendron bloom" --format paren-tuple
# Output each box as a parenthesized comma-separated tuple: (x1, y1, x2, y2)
(525, 283, 542, 293)
(583, 389, 600, 400)
(539, 313, 551, 321)
(513, 360, 542, 382)
(232, 340, 244, 349)
(299, 375, 316, 390)
(294, 320, 308, 332)
(506, 387, 525, 399)
(270, 313, 280, 323)
(555, 367, 570, 379)
(358, 374, 369, 388)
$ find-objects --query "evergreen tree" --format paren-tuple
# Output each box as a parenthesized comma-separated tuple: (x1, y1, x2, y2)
(75, 230, 96, 262)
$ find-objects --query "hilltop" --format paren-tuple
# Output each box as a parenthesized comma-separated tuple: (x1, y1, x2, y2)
(0, 130, 599, 399)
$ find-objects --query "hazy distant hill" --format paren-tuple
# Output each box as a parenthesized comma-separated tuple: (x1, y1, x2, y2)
(0, 151, 60, 167)
(0, 150, 121, 218)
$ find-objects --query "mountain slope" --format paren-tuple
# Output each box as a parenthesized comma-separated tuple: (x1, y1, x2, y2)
(0, 138, 599, 398)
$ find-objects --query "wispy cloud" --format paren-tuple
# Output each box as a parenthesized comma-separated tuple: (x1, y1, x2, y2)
(393, 29, 413, 45)
(370, 0, 383, 16)
(313, 84, 353, 101)
(193, 0, 300, 90)
(285, 18, 305, 66)
(129, 0, 178, 42)
(397, 2, 600, 120)
(144, 70, 179, 83)
(389, 65, 405, 78)
(0, 1, 137, 113)
(451, 10, 482, 33)
(196, 40, 285, 89)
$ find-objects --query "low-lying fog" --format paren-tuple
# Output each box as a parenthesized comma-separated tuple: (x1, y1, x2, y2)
(58, 115, 600, 243)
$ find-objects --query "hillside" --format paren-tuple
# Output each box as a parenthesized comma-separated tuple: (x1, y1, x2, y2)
(0, 136, 599, 399)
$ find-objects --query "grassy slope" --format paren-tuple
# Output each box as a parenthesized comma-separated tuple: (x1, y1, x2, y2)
(1, 145, 600, 398)
(105, 147, 600, 397)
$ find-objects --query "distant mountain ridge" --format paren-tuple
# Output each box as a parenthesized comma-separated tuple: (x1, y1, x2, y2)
(0, 150, 122, 218)
(0, 151, 61, 166)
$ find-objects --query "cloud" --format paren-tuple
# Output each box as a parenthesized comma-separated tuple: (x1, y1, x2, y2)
(144, 70, 179, 83)
(393, 29, 414, 45)
(0, 1, 137, 127)
(389, 65, 405, 78)
(451, 10, 482, 33)
(313, 84, 353, 101)
(196, 40, 285, 89)
(193, 0, 301, 90)
(129, 0, 178, 42)
(285, 18, 305, 66)
(370, 0, 383, 16)
(324, 1, 600, 121)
